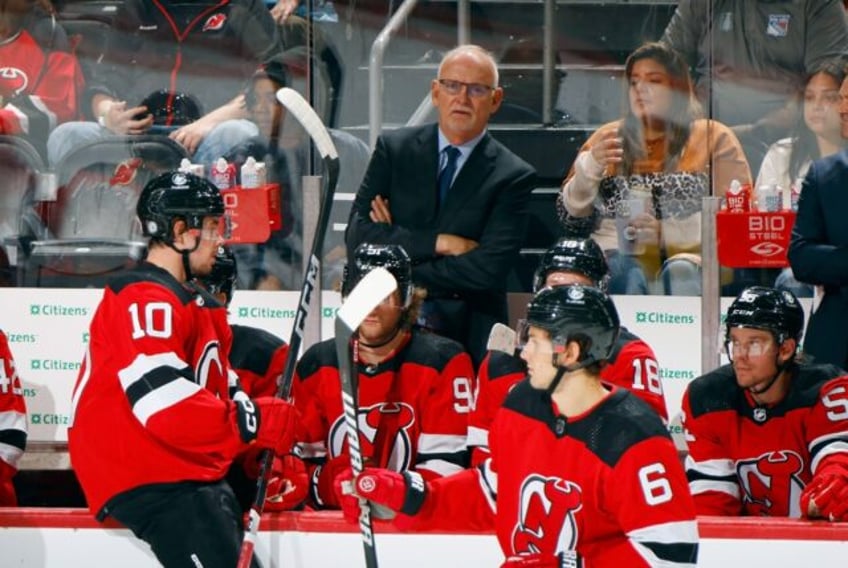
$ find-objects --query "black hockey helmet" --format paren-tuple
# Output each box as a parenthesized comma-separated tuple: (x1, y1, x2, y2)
(342, 243, 414, 308)
(200, 245, 237, 305)
(525, 284, 620, 367)
(137, 171, 225, 242)
(725, 286, 805, 345)
(532, 237, 609, 293)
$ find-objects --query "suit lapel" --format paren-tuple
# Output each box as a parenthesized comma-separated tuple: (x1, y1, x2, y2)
(407, 125, 440, 215)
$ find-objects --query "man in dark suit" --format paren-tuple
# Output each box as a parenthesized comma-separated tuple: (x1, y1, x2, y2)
(788, 69, 848, 370)
(346, 45, 537, 366)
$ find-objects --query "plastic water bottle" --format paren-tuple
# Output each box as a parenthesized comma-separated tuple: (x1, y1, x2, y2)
(241, 157, 260, 189)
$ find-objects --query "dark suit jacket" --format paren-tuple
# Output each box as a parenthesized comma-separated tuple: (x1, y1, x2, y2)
(345, 124, 537, 364)
(788, 149, 848, 370)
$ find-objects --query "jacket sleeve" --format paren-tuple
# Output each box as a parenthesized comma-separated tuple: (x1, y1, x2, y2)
(0, 332, 27, 478)
(787, 158, 848, 286)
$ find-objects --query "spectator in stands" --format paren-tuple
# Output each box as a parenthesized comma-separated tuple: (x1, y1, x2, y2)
(346, 45, 537, 365)
(199, 246, 309, 513)
(682, 286, 848, 520)
(47, 0, 287, 169)
(270, 0, 297, 23)
(757, 61, 847, 298)
(661, 0, 848, 176)
(558, 42, 750, 296)
(0, 0, 84, 157)
(225, 61, 370, 291)
(0, 329, 27, 507)
(469, 237, 666, 466)
(288, 243, 474, 510)
(788, 68, 848, 371)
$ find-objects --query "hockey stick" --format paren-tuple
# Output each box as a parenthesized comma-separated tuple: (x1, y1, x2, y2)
(334, 267, 398, 568)
(486, 322, 518, 356)
(237, 87, 340, 568)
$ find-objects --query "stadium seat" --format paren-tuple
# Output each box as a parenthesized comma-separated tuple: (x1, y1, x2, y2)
(19, 136, 188, 288)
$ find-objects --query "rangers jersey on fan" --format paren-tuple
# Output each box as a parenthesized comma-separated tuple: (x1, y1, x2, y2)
(682, 362, 848, 517)
(69, 263, 247, 518)
(293, 330, 474, 505)
(469, 327, 666, 465)
(411, 384, 698, 566)
(0, 330, 27, 506)
(0, 27, 83, 138)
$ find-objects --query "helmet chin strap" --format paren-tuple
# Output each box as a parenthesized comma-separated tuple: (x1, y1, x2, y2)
(748, 353, 793, 396)
(166, 235, 201, 283)
(357, 315, 410, 349)
(545, 353, 597, 395)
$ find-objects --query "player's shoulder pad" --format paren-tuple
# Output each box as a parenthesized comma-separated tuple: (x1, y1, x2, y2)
(405, 331, 468, 369)
(295, 338, 338, 382)
(107, 262, 193, 305)
(685, 364, 738, 419)
(230, 324, 286, 376)
(791, 362, 848, 407)
(484, 351, 527, 382)
(572, 389, 671, 467)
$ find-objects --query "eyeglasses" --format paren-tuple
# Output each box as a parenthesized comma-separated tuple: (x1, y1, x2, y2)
(437, 79, 495, 98)
(725, 338, 773, 360)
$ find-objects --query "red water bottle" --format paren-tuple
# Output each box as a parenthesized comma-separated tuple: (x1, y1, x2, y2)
(725, 179, 751, 213)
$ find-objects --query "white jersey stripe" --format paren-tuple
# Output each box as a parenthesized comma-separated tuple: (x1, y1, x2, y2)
(628, 520, 699, 544)
(118, 351, 189, 390)
(689, 478, 740, 499)
(467, 426, 488, 448)
(132, 379, 203, 425)
(811, 441, 848, 473)
(477, 458, 498, 513)
(297, 441, 327, 460)
(417, 458, 464, 477)
(0, 410, 26, 433)
(0, 441, 23, 468)
(684, 455, 735, 477)
(417, 433, 467, 454)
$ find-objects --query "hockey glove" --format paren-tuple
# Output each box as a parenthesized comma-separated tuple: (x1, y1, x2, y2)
(501, 552, 582, 568)
(265, 455, 309, 511)
(232, 392, 298, 456)
(334, 467, 428, 525)
(313, 455, 351, 509)
(801, 468, 848, 521)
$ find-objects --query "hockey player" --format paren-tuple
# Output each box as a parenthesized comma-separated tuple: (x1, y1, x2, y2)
(290, 243, 475, 509)
(68, 172, 297, 568)
(470, 237, 666, 465)
(0, 330, 27, 506)
(682, 286, 848, 520)
(337, 285, 699, 567)
(199, 245, 308, 512)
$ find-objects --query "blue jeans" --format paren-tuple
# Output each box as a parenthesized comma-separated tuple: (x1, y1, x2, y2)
(606, 251, 649, 295)
(47, 119, 258, 170)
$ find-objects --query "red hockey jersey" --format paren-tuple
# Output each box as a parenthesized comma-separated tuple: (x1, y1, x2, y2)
(293, 330, 474, 506)
(0, 330, 27, 505)
(68, 263, 248, 517)
(469, 327, 667, 465)
(229, 324, 289, 399)
(682, 362, 848, 517)
(0, 27, 84, 138)
(412, 384, 698, 566)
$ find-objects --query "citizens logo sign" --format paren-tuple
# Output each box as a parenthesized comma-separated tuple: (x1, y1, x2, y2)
(31, 359, 82, 371)
(236, 306, 297, 319)
(29, 304, 89, 317)
(635, 311, 695, 325)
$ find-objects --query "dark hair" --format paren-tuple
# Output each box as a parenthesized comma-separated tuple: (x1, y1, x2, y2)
(788, 60, 847, 181)
(620, 42, 701, 175)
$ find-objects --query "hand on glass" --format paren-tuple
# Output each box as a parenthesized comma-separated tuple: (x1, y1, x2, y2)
(628, 212, 660, 244)
(590, 129, 623, 168)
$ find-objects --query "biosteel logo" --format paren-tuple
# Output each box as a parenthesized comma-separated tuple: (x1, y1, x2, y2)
(29, 304, 89, 317)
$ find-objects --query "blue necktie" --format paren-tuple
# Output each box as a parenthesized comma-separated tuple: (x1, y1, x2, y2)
(438, 146, 461, 205)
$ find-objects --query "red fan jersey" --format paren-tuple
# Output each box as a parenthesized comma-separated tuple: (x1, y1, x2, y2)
(412, 384, 698, 566)
(0, 330, 27, 506)
(69, 263, 247, 518)
(229, 324, 289, 399)
(292, 330, 474, 506)
(0, 28, 83, 137)
(682, 362, 848, 517)
(469, 327, 667, 465)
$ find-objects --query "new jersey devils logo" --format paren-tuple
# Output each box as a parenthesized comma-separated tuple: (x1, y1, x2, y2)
(329, 402, 415, 470)
(512, 475, 583, 556)
(0, 67, 28, 98)
(737, 450, 805, 516)
(203, 13, 227, 32)
(110, 158, 143, 186)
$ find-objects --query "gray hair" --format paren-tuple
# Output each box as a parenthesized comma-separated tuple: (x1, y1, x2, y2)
(437, 44, 499, 88)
